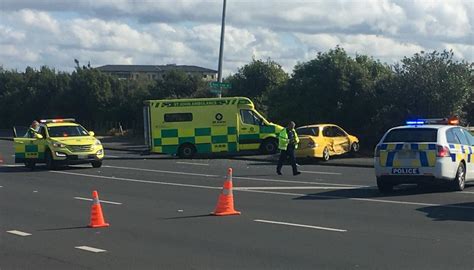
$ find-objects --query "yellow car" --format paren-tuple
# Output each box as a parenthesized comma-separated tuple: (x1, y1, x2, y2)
(295, 124, 359, 161)
(13, 119, 104, 169)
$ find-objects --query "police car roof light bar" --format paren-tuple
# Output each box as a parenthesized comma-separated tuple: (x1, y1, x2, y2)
(406, 116, 459, 126)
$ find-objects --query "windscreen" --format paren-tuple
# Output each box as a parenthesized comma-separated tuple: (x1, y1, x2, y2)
(48, 126, 89, 137)
(383, 128, 438, 143)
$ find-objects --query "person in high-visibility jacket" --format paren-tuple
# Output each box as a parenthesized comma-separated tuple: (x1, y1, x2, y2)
(24, 120, 40, 138)
(277, 121, 301, 176)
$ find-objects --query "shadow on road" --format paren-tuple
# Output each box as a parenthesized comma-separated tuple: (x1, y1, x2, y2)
(417, 202, 474, 222)
(163, 214, 212, 220)
(37, 226, 89, 232)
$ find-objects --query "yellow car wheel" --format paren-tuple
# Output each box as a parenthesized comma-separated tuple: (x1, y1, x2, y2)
(322, 147, 330, 161)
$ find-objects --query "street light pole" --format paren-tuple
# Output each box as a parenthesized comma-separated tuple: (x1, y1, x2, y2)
(217, 0, 227, 98)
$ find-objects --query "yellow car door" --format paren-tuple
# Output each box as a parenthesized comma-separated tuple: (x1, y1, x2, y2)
(331, 126, 351, 154)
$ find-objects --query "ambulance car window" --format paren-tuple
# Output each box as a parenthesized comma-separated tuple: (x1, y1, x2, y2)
(250, 111, 264, 125)
(240, 110, 257, 125)
(164, 113, 193, 122)
(39, 126, 47, 138)
(453, 128, 468, 145)
(446, 129, 460, 144)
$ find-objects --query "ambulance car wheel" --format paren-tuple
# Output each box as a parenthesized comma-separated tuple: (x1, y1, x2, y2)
(351, 142, 360, 153)
(261, 138, 278, 154)
(377, 177, 394, 193)
(24, 160, 35, 170)
(451, 162, 466, 191)
(45, 150, 56, 170)
(91, 161, 102, 168)
(322, 147, 330, 161)
(178, 143, 196, 158)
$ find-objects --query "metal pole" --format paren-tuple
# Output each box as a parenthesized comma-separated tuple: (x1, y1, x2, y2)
(217, 0, 227, 98)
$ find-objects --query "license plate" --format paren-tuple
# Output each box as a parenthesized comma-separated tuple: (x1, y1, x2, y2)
(397, 151, 417, 159)
(78, 155, 88, 159)
(392, 168, 419, 175)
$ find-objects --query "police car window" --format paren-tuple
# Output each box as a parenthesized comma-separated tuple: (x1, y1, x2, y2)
(463, 129, 474, 146)
(240, 110, 262, 125)
(48, 126, 89, 137)
(164, 113, 193, 122)
(446, 129, 460, 144)
(383, 128, 437, 143)
(453, 128, 469, 145)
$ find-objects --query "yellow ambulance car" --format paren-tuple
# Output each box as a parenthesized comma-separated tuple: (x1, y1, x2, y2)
(143, 97, 283, 158)
(13, 119, 104, 169)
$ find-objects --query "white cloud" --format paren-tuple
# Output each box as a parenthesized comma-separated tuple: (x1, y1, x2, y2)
(18, 9, 60, 33)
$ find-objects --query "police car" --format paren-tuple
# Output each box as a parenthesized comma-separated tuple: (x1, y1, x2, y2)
(374, 117, 474, 192)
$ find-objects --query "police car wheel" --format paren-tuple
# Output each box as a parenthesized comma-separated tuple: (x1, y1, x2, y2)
(178, 144, 196, 159)
(322, 147, 330, 161)
(451, 162, 466, 191)
(45, 150, 56, 170)
(377, 177, 394, 193)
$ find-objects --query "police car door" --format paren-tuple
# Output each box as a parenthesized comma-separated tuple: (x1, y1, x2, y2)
(460, 128, 474, 180)
(451, 128, 471, 177)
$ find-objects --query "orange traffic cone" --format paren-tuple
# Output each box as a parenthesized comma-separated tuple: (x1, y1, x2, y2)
(212, 168, 241, 216)
(88, 190, 110, 228)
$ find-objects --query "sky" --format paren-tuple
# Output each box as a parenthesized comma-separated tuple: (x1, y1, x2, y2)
(0, 0, 472, 75)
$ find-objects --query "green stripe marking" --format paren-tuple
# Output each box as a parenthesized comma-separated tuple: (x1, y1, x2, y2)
(162, 145, 178, 154)
(228, 142, 237, 152)
(195, 128, 211, 136)
(15, 153, 25, 159)
(154, 138, 162, 146)
(179, 137, 195, 144)
(25, 145, 38, 152)
(227, 127, 237, 135)
(161, 129, 178, 138)
(196, 143, 212, 153)
(212, 135, 227, 144)
(260, 125, 276, 134)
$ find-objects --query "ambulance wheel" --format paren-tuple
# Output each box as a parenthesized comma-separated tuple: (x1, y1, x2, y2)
(24, 160, 35, 170)
(322, 147, 330, 161)
(377, 177, 394, 193)
(451, 162, 466, 191)
(91, 161, 102, 168)
(261, 138, 278, 154)
(178, 143, 196, 158)
(45, 150, 56, 170)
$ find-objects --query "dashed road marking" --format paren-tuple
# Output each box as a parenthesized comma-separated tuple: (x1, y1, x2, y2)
(49, 170, 474, 210)
(74, 197, 123, 205)
(254, 219, 347, 232)
(177, 161, 209, 166)
(75, 246, 107, 253)
(7, 230, 32, 236)
(103, 165, 367, 188)
(301, 170, 342, 175)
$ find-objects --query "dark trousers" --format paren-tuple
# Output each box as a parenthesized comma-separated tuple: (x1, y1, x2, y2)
(277, 147, 298, 174)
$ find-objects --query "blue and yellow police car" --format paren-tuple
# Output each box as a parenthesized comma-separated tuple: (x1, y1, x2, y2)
(374, 117, 474, 192)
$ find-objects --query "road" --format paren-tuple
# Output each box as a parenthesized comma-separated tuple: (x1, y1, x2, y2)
(1, 139, 473, 270)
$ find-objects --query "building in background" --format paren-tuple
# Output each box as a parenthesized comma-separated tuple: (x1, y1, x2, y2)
(96, 64, 218, 81)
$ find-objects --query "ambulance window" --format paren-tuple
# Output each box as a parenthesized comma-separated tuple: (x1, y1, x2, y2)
(240, 110, 262, 125)
(446, 129, 460, 144)
(164, 113, 193, 122)
(453, 128, 469, 145)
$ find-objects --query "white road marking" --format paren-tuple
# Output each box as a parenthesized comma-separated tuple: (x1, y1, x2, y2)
(74, 197, 123, 205)
(33, 190, 38, 193)
(49, 170, 474, 210)
(0, 164, 23, 167)
(301, 170, 342, 175)
(0, 186, 3, 188)
(176, 161, 209, 166)
(75, 246, 107, 253)
(7, 230, 32, 236)
(254, 219, 347, 232)
(235, 186, 355, 190)
(106, 155, 121, 158)
(103, 164, 367, 188)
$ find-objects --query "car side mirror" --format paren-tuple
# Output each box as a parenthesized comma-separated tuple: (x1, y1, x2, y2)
(89, 131, 95, 137)
(35, 133, 43, 139)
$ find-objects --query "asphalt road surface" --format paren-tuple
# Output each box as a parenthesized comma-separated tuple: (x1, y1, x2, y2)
(1, 140, 473, 270)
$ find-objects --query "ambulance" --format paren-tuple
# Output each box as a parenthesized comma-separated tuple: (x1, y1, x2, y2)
(13, 119, 104, 169)
(143, 97, 283, 158)
(374, 117, 474, 192)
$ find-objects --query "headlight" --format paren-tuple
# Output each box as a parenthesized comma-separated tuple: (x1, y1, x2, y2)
(53, 142, 66, 148)
(95, 140, 102, 146)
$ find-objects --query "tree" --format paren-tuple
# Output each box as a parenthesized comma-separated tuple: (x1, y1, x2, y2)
(226, 58, 289, 115)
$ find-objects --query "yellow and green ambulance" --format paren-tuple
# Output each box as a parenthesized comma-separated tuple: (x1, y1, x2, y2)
(13, 119, 104, 169)
(143, 97, 283, 158)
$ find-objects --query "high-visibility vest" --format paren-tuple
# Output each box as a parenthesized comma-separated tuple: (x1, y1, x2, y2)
(278, 128, 299, 150)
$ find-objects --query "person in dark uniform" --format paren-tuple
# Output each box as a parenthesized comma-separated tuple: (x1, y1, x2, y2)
(277, 121, 301, 176)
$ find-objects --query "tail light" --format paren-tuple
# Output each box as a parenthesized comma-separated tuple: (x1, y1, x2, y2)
(436, 145, 450, 157)
(374, 146, 380, 157)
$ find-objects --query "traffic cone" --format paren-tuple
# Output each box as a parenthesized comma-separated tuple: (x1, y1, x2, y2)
(88, 190, 110, 228)
(212, 168, 241, 216)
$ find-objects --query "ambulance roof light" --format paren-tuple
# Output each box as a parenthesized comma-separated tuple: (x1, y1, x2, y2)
(40, 118, 76, 123)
